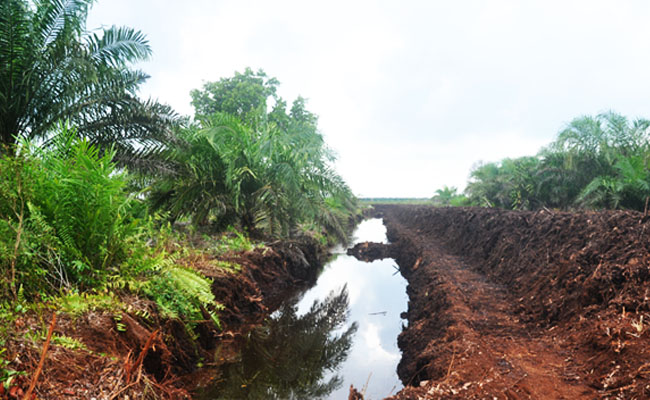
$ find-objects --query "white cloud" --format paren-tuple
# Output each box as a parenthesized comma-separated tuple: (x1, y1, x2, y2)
(359, 322, 400, 364)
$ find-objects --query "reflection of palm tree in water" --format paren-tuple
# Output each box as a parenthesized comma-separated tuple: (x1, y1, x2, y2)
(199, 286, 358, 399)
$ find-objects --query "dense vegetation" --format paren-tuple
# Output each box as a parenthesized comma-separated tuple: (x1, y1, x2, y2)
(0, 1, 357, 395)
(151, 68, 356, 240)
(434, 112, 650, 211)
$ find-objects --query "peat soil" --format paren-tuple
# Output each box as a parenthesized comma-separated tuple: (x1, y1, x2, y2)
(361, 205, 650, 399)
(2, 237, 327, 399)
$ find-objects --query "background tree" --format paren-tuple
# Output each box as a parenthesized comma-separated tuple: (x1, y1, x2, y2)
(190, 67, 279, 126)
(462, 112, 650, 211)
(151, 112, 356, 238)
(431, 186, 470, 207)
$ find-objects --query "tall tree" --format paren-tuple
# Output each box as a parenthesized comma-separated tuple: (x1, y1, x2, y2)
(543, 112, 650, 209)
(151, 113, 355, 238)
(0, 0, 177, 164)
(155, 69, 356, 237)
(190, 67, 279, 126)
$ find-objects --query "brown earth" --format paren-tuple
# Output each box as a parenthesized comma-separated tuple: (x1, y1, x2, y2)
(9, 204, 650, 399)
(2, 237, 327, 399)
(366, 205, 650, 399)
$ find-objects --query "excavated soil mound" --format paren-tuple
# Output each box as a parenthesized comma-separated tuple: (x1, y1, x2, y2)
(374, 205, 650, 399)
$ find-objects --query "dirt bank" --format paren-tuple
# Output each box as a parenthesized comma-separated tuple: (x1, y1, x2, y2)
(370, 205, 650, 399)
(3, 237, 327, 399)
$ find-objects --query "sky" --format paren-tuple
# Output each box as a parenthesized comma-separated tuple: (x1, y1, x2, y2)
(88, 1, 650, 198)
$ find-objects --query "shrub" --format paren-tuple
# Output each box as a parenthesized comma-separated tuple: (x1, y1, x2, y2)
(0, 124, 143, 297)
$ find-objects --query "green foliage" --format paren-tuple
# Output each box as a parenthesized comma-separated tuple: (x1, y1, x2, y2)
(211, 227, 256, 255)
(35, 128, 139, 287)
(577, 155, 650, 209)
(51, 334, 88, 351)
(59, 292, 123, 317)
(431, 186, 470, 207)
(432, 186, 458, 206)
(143, 266, 222, 325)
(0, 2, 235, 364)
(449, 195, 471, 207)
(462, 112, 650, 211)
(190, 67, 279, 126)
(0, 150, 46, 298)
(0, 0, 177, 168)
(0, 348, 24, 390)
(360, 198, 432, 205)
(148, 124, 232, 226)
(152, 69, 357, 238)
(212, 260, 242, 272)
(0, 124, 148, 296)
(466, 156, 541, 209)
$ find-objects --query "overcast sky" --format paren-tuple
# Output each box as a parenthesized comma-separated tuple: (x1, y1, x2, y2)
(88, 1, 650, 197)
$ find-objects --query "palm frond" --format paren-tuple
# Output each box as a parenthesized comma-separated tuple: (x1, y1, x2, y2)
(32, 0, 93, 49)
(86, 25, 151, 66)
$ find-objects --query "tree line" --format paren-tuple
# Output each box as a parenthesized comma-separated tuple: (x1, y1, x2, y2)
(433, 112, 650, 212)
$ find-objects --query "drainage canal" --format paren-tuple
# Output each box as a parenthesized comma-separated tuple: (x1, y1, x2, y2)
(197, 218, 407, 399)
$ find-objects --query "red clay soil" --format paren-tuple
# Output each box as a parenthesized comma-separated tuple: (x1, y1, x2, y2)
(2, 238, 326, 399)
(371, 205, 650, 400)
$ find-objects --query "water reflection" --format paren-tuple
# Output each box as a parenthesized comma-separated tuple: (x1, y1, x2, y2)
(198, 287, 358, 400)
(297, 219, 405, 399)
(199, 219, 406, 399)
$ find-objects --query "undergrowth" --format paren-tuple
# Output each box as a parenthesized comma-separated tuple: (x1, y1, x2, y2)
(59, 292, 124, 317)
(143, 266, 223, 326)
(211, 226, 258, 255)
(0, 127, 227, 329)
(0, 348, 23, 391)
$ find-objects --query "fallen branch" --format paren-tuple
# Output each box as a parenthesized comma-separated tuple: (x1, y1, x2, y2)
(109, 330, 160, 400)
(127, 330, 159, 385)
(446, 346, 456, 378)
(23, 313, 57, 400)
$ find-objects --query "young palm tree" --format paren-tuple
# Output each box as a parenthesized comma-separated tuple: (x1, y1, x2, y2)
(543, 112, 650, 210)
(577, 155, 650, 210)
(0, 0, 177, 165)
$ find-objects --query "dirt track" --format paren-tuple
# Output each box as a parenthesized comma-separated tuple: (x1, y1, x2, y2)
(367, 205, 650, 399)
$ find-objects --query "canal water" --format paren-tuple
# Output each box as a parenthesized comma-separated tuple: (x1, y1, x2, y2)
(198, 218, 408, 399)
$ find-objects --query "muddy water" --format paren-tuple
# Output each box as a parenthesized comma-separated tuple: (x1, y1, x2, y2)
(198, 219, 407, 399)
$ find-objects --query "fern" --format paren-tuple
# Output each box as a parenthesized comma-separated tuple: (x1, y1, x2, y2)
(0, 123, 155, 297)
(143, 266, 222, 326)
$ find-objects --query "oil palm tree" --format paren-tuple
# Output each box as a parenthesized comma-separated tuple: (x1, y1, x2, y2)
(150, 112, 356, 237)
(542, 112, 650, 210)
(577, 155, 650, 210)
(0, 0, 177, 165)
